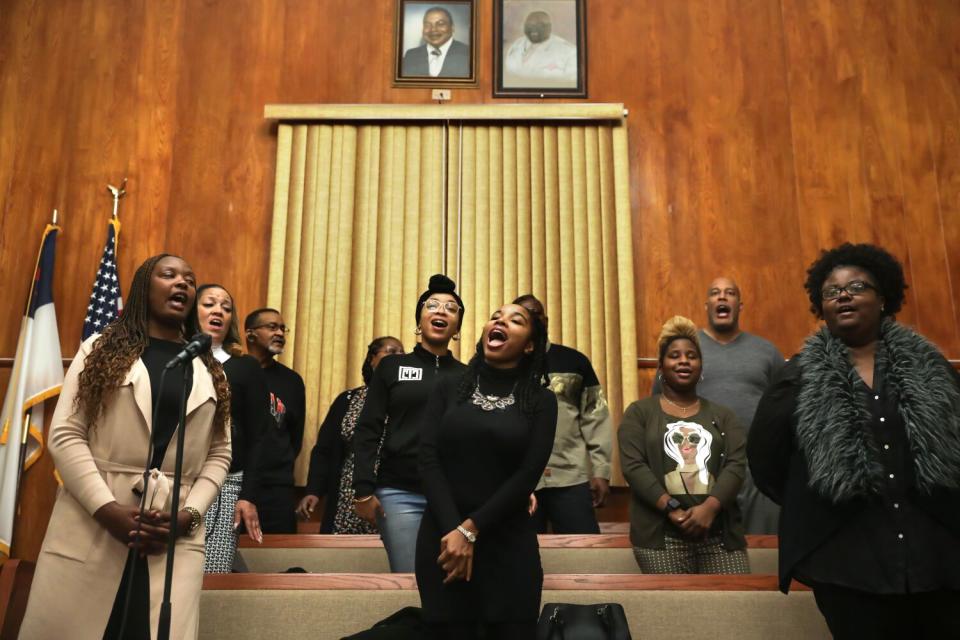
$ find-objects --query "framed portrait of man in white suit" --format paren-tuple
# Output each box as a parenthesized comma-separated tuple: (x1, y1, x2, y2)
(494, 0, 587, 97)
(395, 0, 478, 87)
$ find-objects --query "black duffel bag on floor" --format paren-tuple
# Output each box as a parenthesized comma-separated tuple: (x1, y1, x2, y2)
(536, 603, 633, 640)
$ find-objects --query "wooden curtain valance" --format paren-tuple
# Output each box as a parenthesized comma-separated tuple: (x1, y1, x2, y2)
(264, 103, 627, 122)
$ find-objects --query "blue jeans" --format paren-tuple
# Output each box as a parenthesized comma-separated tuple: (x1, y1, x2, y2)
(375, 487, 427, 572)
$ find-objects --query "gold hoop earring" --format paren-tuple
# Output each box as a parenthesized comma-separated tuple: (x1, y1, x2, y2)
(453, 333, 460, 341)
(415, 327, 422, 336)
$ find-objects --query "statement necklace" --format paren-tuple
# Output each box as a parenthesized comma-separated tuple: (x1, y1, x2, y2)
(470, 379, 517, 411)
(661, 394, 700, 418)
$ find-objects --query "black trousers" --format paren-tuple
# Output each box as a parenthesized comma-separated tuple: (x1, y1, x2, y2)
(429, 621, 536, 640)
(532, 482, 600, 534)
(257, 484, 297, 534)
(812, 583, 960, 640)
(103, 550, 150, 639)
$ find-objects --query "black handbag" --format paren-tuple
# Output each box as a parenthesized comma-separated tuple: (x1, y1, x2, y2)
(536, 603, 633, 640)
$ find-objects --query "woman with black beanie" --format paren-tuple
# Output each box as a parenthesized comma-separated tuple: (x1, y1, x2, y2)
(353, 274, 467, 572)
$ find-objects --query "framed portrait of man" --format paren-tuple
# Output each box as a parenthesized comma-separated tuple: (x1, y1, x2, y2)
(494, 0, 587, 98)
(394, 1, 478, 86)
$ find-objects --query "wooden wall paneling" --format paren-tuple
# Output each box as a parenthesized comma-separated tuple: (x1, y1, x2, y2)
(891, 0, 960, 354)
(165, 0, 273, 309)
(780, 0, 873, 273)
(2, 0, 960, 556)
(0, 1, 79, 354)
(927, 2, 960, 344)
(728, 0, 806, 350)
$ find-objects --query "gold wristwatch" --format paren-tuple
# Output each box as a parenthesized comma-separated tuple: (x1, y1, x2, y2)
(183, 507, 202, 535)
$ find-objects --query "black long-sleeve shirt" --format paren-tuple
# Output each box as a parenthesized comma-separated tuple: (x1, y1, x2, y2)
(222, 354, 271, 501)
(353, 345, 466, 498)
(749, 356, 960, 593)
(418, 362, 558, 534)
(259, 360, 306, 487)
(305, 388, 352, 532)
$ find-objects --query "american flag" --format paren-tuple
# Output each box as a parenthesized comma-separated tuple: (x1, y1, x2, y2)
(82, 218, 123, 340)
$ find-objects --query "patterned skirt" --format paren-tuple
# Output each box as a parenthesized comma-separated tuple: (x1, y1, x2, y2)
(203, 471, 243, 573)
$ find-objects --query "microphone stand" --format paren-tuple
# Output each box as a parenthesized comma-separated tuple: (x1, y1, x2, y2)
(157, 362, 193, 640)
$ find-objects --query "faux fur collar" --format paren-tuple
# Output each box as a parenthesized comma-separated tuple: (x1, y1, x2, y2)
(795, 318, 960, 502)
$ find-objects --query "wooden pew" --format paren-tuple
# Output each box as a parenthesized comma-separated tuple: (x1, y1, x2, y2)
(200, 573, 828, 640)
(237, 534, 780, 575)
(296, 520, 632, 534)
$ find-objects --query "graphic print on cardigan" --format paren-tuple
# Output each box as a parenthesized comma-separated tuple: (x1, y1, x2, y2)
(795, 318, 960, 502)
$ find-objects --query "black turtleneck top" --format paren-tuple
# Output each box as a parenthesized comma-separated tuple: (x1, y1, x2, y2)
(140, 338, 191, 468)
(353, 344, 467, 497)
(418, 361, 558, 534)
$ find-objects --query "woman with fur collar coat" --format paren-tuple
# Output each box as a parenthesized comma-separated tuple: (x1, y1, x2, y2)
(748, 243, 960, 640)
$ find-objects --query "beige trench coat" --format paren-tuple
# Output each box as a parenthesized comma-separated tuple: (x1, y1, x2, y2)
(20, 336, 231, 640)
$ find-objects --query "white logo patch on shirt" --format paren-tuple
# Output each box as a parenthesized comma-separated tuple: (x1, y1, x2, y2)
(398, 366, 423, 381)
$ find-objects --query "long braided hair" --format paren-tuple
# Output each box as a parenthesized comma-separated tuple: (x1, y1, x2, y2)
(75, 254, 231, 436)
(456, 308, 548, 417)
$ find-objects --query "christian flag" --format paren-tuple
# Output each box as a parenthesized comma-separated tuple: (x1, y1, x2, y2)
(82, 217, 122, 340)
(0, 223, 64, 558)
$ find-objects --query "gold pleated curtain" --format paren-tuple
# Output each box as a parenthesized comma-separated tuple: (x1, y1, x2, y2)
(266, 105, 637, 484)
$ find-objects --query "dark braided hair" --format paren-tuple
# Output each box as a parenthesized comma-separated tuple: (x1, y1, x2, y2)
(803, 243, 907, 318)
(361, 336, 402, 384)
(456, 308, 548, 417)
(75, 254, 231, 437)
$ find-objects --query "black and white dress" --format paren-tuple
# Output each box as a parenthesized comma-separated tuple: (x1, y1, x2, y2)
(203, 345, 270, 573)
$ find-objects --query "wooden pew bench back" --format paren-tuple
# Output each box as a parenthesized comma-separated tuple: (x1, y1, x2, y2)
(200, 574, 828, 640)
(237, 535, 779, 575)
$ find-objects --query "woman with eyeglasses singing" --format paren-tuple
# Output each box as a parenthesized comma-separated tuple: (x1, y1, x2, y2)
(618, 316, 749, 574)
(749, 244, 960, 639)
(352, 274, 468, 572)
(297, 336, 404, 534)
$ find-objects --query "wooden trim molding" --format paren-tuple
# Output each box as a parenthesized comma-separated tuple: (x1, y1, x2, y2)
(240, 533, 779, 549)
(264, 103, 628, 122)
(202, 572, 807, 591)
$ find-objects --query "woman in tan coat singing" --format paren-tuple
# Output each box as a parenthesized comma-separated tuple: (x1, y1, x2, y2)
(20, 254, 232, 640)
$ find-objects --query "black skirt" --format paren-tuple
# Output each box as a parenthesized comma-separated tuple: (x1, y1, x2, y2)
(415, 508, 543, 624)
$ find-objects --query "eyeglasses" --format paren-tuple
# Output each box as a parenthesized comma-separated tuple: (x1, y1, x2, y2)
(671, 432, 702, 446)
(821, 280, 877, 301)
(378, 346, 404, 356)
(424, 299, 460, 315)
(251, 322, 290, 334)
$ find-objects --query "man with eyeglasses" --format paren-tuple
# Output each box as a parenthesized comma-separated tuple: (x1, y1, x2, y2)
(245, 308, 305, 534)
(653, 276, 785, 534)
(514, 294, 613, 534)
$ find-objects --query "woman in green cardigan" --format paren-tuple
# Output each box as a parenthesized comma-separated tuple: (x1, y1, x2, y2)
(618, 316, 749, 573)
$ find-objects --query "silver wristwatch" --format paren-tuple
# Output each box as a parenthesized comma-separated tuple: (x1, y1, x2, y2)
(456, 525, 477, 543)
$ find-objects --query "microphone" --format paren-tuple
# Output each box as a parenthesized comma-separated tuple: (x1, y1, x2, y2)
(164, 333, 213, 370)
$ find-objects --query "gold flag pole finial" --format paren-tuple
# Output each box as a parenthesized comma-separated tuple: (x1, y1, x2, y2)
(106, 178, 127, 219)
